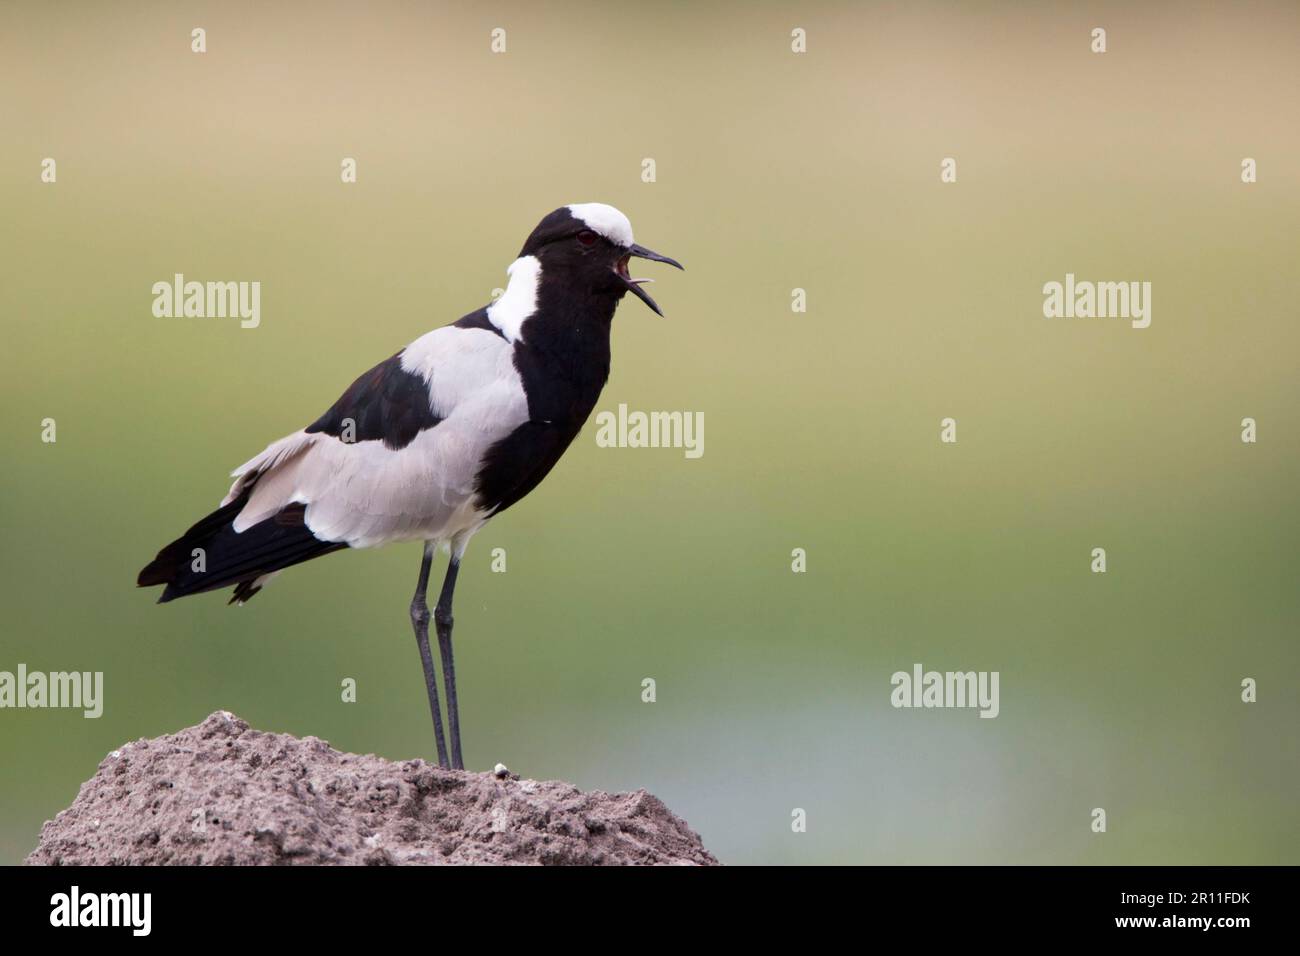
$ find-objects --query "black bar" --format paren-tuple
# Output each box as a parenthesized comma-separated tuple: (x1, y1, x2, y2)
(2, 865, 1281, 940)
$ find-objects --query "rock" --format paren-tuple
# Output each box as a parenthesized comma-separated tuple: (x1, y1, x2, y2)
(26, 711, 717, 866)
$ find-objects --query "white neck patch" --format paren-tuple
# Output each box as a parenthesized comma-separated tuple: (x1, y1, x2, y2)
(487, 255, 541, 343)
(567, 203, 634, 248)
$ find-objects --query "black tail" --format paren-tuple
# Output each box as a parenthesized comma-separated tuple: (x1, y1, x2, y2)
(137, 493, 346, 604)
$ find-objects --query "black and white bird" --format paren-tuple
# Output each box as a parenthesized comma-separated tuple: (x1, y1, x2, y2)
(137, 203, 682, 770)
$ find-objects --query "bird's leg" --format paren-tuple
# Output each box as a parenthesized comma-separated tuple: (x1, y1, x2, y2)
(434, 556, 463, 770)
(411, 542, 449, 768)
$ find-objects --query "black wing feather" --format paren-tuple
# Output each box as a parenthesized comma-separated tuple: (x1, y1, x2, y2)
(304, 351, 442, 450)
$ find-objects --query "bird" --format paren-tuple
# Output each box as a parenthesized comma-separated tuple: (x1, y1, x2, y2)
(137, 203, 683, 770)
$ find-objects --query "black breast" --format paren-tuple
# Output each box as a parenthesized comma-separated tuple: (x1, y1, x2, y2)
(473, 284, 618, 516)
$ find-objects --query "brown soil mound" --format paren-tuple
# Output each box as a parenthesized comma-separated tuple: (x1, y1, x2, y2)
(26, 711, 717, 866)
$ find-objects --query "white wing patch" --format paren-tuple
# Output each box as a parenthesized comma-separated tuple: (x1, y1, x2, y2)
(224, 430, 317, 506)
(226, 326, 529, 549)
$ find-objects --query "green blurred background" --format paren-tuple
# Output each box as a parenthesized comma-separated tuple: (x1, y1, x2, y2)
(2, 1, 1297, 865)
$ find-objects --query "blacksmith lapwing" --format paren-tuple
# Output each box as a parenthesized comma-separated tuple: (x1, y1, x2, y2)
(137, 203, 683, 769)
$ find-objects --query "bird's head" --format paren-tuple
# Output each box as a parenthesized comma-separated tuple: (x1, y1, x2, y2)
(517, 203, 684, 316)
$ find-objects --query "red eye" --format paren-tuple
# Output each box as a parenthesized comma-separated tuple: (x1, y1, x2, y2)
(576, 230, 598, 247)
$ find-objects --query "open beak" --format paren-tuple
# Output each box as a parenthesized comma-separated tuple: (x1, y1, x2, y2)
(617, 243, 685, 316)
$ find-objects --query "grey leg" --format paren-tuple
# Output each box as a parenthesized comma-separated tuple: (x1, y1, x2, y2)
(410, 542, 449, 768)
(434, 557, 463, 770)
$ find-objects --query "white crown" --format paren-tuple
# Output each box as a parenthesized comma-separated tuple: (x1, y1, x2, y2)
(566, 203, 634, 248)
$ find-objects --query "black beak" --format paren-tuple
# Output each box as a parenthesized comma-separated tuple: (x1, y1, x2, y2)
(618, 243, 685, 316)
